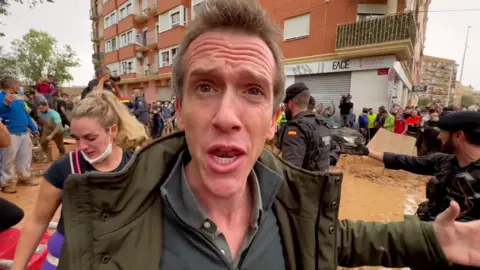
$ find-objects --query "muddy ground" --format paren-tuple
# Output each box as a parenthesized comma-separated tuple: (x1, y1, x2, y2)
(1, 149, 429, 269)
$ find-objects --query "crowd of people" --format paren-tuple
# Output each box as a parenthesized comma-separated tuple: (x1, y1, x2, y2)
(0, 0, 479, 269)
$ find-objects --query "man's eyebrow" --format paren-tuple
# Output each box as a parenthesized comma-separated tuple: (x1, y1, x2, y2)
(188, 66, 223, 79)
(235, 68, 271, 87)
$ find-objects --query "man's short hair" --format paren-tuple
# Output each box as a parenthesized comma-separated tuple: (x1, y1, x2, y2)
(292, 89, 310, 109)
(95, 66, 110, 78)
(308, 96, 316, 111)
(172, 0, 285, 109)
(0, 76, 18, 89)
(37, 101, 48, 107)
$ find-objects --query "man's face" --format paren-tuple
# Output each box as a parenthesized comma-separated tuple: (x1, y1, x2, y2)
(101, 70, 111, 81)
(177, 30, 278, 198)
(411, 110, 418, 117)
(438, 130, 456, 154)
(284, 100, 293, 121)
(38, 104, 48, 113)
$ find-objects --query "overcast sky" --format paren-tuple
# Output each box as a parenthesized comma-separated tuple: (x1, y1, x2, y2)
(0, 0, 478, 88)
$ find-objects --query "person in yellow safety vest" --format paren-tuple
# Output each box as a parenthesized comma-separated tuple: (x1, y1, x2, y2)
(367, 108, 377, 141)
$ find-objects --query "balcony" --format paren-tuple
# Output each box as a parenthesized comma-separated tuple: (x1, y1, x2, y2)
(134, 8, 149, 23)
(135, 35, 149, 52)
(147, 31, 158, 49)
(335, 11, 416, 61)
(90, 8, 100, 20)
(147, 1, 158, 16)
(91, 31, 102, 42)
(92, 52, 105, 64)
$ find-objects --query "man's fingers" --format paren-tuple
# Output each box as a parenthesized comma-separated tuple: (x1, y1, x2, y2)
(435, 200, 460, 225)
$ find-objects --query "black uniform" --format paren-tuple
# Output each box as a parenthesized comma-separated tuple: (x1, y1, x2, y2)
(384, 152, 480, 222)
(280, 111, 338, 172)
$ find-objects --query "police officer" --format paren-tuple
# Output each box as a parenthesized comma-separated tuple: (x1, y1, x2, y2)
(277, 82, 340, 172)
(132, 89, 150, 126)
(357, 111, 480, 225)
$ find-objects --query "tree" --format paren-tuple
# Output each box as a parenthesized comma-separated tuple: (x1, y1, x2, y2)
(418, 97, 429, 106)
(461, 95, 476, 108)
(0, 46, 17, 77)
(0, 0, 54, 37)
(10, 29, 80, 85)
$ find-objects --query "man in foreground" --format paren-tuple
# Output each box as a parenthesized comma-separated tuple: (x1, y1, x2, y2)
(59, 1, 480, 269)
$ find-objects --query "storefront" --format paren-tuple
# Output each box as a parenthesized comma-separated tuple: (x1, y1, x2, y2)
(284, 55, 412, 119)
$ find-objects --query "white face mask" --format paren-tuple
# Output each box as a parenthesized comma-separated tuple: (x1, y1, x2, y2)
(81, 127, 113, 164)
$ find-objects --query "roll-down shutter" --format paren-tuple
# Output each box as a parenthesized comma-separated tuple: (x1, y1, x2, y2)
(295, 72, 352, 123)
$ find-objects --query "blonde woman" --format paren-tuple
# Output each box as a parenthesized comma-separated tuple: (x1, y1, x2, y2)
(12, 91, 148, 270)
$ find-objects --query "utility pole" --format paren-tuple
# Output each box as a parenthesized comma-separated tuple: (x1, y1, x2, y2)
(459, 26, 472, 84)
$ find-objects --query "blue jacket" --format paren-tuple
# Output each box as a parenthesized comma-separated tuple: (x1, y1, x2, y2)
(133, 95, 149, 125)
(0, 91, 38, 134)
(358, 114, 369, 129)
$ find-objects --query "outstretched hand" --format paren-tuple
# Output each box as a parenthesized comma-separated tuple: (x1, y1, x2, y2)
(354, 139, 369, 156)
(434, 201, 480, 267)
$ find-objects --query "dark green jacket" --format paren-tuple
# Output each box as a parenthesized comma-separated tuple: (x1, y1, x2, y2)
(58, 132, 449, 270)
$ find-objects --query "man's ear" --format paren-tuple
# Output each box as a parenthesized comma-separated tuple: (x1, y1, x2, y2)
(267, 107, 281, 140)
(175, 98, 183, 127)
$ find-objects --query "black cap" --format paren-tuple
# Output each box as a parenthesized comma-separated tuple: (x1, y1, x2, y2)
(438, 111, 480, 132)
(283, 82, 309, 103)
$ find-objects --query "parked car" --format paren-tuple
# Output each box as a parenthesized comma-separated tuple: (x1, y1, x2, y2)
(320, 116, 366, 155)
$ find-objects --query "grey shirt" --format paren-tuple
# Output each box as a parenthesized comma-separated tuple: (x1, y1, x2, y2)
(160, 150, 285, 270)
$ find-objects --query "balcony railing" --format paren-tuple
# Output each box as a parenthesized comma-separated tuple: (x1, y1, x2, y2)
(136, 35, 147, 47)
(90, 8, 99, 20)
(92, 52, 105, 63)
(91, 31, 100, 41)
(336, 11, 416, 49)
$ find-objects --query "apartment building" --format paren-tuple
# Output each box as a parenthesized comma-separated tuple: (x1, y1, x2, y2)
(420, 55, 458, 106)
(90, 0, 430, 115)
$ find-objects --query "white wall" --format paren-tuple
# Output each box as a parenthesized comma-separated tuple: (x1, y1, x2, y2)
(350, 70, 389, 117)
(157, 87, 174, 101)
(158, 5, 186, 33)
(285, 76, 294, 89)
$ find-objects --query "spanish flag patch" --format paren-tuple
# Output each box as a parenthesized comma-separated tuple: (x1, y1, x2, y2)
(287, 130, 297, 136)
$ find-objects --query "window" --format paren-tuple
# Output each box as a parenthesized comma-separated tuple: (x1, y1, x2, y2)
(161, 52, 170, 67)
(171, 48, 178, 59)
(121, 61, 133, 74)
(103, 0, 108, 3)
(283, 13, 310, 41)
(106, 37, 117, 52)
(171, 11, 180, 26)
(112, 70, 118, 76)
(192, 2, 205, 19)
(356, 4, 386, 21)
(126, 4, 132, 15)
(159, 46, 179, 67)
(356, 14, 383, 21)
(111, 37, 117, 50)
(120, 30, 133, 47)
(105, 12, 117, 28)
(120, 8, 126, 19)
(192, 0, 205, 20)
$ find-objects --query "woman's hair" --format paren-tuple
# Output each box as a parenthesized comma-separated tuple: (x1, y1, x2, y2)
(71, 90, 149, 149)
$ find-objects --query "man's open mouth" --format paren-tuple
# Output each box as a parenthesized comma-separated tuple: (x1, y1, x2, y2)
(209, 148, 245, 165)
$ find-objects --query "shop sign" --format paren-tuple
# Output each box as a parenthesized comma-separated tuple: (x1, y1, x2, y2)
(412, 85, 427, 92)
(285, 55, 395, 76)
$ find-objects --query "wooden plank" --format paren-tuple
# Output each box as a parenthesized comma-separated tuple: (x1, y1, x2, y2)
(367, 128, 416, 156)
